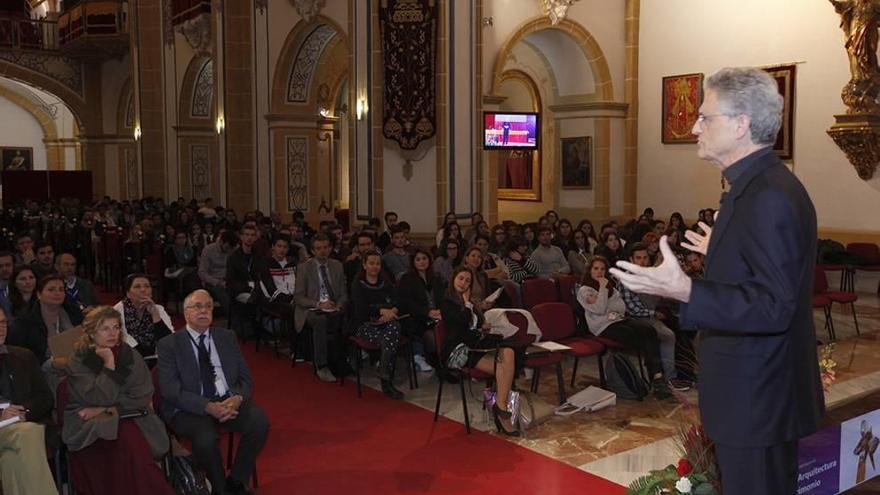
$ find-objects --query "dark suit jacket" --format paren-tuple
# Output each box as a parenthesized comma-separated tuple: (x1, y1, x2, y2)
(293, 258, 348, 332)
(156, 327, 253, 420)
(680, 147, 824, 448)
(0, 345, 54, 423)
(73, 277, 100, 307)
(7, 301, 84, 363)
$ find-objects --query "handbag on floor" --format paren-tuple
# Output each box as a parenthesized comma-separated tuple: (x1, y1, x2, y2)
(510, 390, 556, 432)
(167, 454, 211, 495)
(554, 386, 616, 416)
(604, 351, 649, 401)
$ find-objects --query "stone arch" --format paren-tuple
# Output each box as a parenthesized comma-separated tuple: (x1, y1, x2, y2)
(179, 55, 214, 125)
(490, 17, 613, 101)
(271, 15, 350, 112)
(0, 82, 63, 169)
(0, 60, 87, 133)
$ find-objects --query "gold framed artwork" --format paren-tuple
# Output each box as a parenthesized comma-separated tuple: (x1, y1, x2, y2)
(498, 150, 541, 201)
(561, 136, 592, 189)
(661, 73, 704, 144)
(1, 147, 33, 171)
(762, 64, 796, 160)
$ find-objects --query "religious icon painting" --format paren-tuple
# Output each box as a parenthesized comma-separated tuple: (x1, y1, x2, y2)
(762, 64, 796, 160)
(561, 136, 592, 189)
(0, 147, 33, 172)
(661, 73, 703, 144)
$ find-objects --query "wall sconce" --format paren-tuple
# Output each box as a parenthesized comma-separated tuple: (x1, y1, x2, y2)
(133, 125, 141, 141)
(482, 17, 493, 27)
(319, 107, 331, 118)
(356, 97, 368, 121)
(215, 115, 225, 134)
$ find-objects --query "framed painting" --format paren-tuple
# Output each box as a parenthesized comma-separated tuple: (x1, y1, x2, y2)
(498, 150, 541, 201)
(1, 147, 33, 171)
(561, 136, 592, 189)
(661, 73, 703, 144)
(763, 64, 796, 160)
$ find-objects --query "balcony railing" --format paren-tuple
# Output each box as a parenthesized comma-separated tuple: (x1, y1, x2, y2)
(0, 14, 58, 51)
(58, 0, 127, 46)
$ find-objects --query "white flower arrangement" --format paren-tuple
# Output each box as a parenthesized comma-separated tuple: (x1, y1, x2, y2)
(675, 477, 693, 493)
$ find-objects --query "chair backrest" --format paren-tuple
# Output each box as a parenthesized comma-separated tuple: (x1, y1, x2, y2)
(521, 278, 558, 309)
(813, 265, 828, 295)
(507, 311, 535, 346)
(150, 365, 163, 415)
(847, 242, 880, 265)
(556, 274, 577, 308)
(531, 302, 576, 341)
(434, 320, 449, 353)
(144, 254, 163, 279)
(500, 279, 523, 309)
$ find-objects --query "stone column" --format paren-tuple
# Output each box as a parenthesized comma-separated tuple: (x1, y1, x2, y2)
(623, 0, 640, 217)
(132, 0, 167, 197)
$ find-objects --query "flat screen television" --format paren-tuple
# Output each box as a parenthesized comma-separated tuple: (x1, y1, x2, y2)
(483, 111, 540, 150)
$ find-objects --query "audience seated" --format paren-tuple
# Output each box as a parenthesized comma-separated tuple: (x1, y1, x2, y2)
(294, 233, 348, 382)
(0, 307, 59, 495)
(14, 233, 34, 267)
(381, 225, 411, 281)
(432, 236, 462, 285)
(31, 241, 56, 280)
(163, 230, 201, 295)
(619, 243, 680, 386)
(576, 256, 671, 399)
(199, 230, 236, 313)
(56, 253, 100, 311)
(473, 235, 508, 281)
(435, 212, 457, 248)
(349, 250, 405, 399)
(377, 211, 398, 253)
(225, 224, 260, 338)
(113, 274, 172, 359)
(0, 251, 13, 317)
(503, 238, 538, 284)
(157, 290, 269, 495)
(596, 230, 625, 267)
(8, 264, 36, 318)
(575, 220, 599, 254)
(530, 226, 571, 279)
(567, 230, 592, 277)
(461, 246, 498, 310)
(553, 219, 576, 258)
(439, 266, 518, 435)
(397, 248, 442, 372)
(254, 234, 296, 321)
(63, 306, 174, 495)
(344, 231, 375, 288)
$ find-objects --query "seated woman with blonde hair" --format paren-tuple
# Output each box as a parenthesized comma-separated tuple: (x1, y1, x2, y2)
(62, 306, 174, 495)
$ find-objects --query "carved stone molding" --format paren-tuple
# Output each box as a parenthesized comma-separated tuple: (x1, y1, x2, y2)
(827, 113, 880, 180)
(291, 0, 325, 23)
(540, 0, 579, 25)
(176, 13, 213, 54)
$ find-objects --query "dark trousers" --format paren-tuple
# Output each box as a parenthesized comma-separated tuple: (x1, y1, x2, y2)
(715, 440, 798, 495)
(171, 401, 270, 493)
(306, 311, 344, 370)
(599, 319, 663, 378)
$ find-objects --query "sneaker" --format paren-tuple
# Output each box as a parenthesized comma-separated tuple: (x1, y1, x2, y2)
(669, 379, 693, 392)
(316, 367, 337, 383)
(413, 354, 434, 372)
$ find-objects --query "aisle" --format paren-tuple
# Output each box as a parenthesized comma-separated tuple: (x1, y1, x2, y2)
(243, 345, 626, 495)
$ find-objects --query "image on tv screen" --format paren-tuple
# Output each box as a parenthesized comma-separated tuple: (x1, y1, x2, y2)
(484, 113, 538, 149)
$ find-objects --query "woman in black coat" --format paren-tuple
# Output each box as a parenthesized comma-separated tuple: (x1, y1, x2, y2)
(397, 248, 444, 372)
(439, 266, 518, 436)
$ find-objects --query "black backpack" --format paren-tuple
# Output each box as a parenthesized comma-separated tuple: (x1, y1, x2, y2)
(167, 455, 211, 495)
(604, 351, 649, 401)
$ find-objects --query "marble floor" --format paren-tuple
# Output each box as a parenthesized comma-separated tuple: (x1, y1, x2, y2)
(351, 270, 880, 488)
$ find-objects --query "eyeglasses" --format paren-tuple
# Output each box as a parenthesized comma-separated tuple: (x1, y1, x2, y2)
(185, 303, 214, 311)
(695, 113, 733, 125)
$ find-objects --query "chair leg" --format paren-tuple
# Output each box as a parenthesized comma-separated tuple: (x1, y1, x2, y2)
(530, 368, 539, 393)
(226, 431, 234, 471)
(290, 326, 297, 368)
(825, 306, 836, 341)
(410, 344, 419, 390)
(459, 378, 471, 434)
(355, 344, 363, 398)
(434, 379, 444, 422)
(570, 357, 580, 388)
(407, 344, 415, 390)
(851, 302, 860, 335)
(597, 351, 607, 389)
(555, 361, 566, 405)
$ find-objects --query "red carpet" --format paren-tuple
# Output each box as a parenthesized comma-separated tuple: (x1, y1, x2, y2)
(243, 345, 625, 495)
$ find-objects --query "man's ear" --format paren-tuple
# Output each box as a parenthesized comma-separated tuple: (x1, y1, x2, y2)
(734, 114, 752, 141)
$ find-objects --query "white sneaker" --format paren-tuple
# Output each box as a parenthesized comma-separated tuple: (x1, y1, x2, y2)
(413, 354, 434, 372)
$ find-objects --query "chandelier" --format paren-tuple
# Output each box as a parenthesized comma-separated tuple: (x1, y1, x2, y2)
(541, 0, 579, 25)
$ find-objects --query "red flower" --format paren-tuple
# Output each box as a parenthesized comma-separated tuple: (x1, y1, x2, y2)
(677, 458, 693, 476)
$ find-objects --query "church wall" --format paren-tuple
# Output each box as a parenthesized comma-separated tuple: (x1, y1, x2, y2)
(0, 95, 48, 169)
(638, 0, 879, 234)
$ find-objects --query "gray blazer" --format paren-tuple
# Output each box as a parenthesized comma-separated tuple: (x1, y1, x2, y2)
(293, 258, 348, 332)
(156, 327, 253, 421)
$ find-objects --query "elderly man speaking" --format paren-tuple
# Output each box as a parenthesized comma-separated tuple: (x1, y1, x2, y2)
(610, 67, 824, 494)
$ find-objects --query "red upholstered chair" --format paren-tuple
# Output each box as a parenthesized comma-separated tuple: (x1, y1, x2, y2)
(814, 266, 859, 338)
(531, 302, 607, 389)
(556, 275, 577, 308)
(345, 334, 417, 398)
(846, 243, 880, 293)
(432, 321, 492, 434)
(500, 279, 523, 309)
(521, 278, 558, 309)
(506, 310, 566, 405)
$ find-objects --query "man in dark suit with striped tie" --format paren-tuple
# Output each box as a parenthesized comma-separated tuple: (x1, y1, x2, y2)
(158, 289, 269, 495)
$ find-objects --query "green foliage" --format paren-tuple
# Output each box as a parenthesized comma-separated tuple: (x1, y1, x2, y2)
(626, 474, 665, 495)
(693, 481, 718, 495)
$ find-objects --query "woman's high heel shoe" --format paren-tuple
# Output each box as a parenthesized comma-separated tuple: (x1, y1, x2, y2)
(492, 404, 520, 436)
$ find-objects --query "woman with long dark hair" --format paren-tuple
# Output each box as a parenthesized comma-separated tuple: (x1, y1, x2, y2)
(397, 249, 443, 372)
(8, 264, 37, 318)
(439, 266, 518, 435)
(432, 237, 463, 284)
